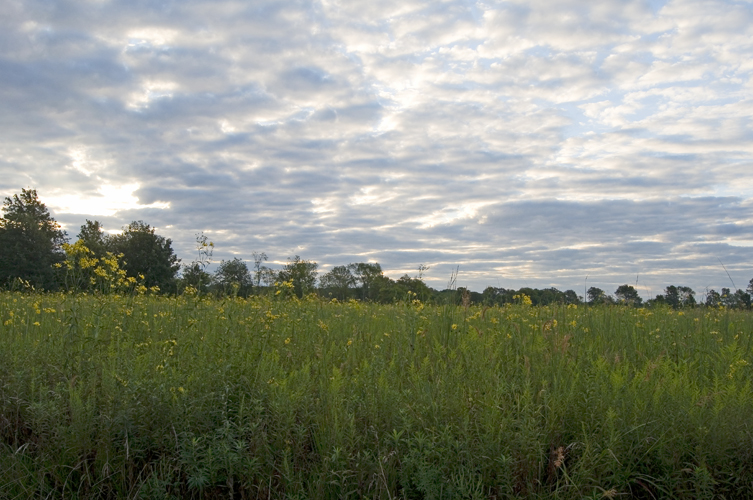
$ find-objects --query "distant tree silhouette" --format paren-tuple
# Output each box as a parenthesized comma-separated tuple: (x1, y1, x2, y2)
(252, 252, 269, 288)
(349, 263, 386, 301)
(587, 287, 608, 305)
(720, 287, 750, 309)
(278, 255, 318, 298)
(615, 284, 642, 306)
(108, 221, 180, 293)
(319, 265, 356, 300)
(214, 258, 253, 297)
(0, 189, 66, 290)
(662, 285, 696, 309)
(180, 263, 212, 295)
(77, 219, 109, 259)
(705, 289, 722, 307)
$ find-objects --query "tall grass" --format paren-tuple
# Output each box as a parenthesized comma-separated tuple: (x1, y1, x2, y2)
(1, 292, 753, 499)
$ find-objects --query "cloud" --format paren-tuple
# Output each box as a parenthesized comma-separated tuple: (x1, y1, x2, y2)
(1, 0, 752, 297)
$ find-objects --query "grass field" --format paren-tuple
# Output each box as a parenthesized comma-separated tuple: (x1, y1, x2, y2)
(1, 291, 753, 499)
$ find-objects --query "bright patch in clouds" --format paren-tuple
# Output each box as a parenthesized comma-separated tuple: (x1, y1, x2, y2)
(45, 184, 170, 217)
(1, 0, 752, 295)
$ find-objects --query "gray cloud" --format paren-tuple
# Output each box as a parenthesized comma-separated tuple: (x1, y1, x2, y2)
(2, 0, 753, 297)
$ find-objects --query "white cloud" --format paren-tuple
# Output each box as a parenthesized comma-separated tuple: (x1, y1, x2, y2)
(45, 183, 170, 217)
(1, 0, 752, 294)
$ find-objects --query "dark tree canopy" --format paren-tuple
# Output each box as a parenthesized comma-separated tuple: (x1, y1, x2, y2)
(214, 258, 253, 297)
(319, 265, 356, 300)
(615, 284, 642, 306)
(663, 285, 696, 309)
(394, 274, 433, 301)
(179, 263, 212, 295)
(77, 219, 109, 259)
(108, 221, 180, 293)
(0, 189, 66, 290)
(720, 287, 750, 309)
(587, 287, 608, 305)
(705, 289, 722, 307)
(278, 255, 318, 298)
(349, 262, 385, 301)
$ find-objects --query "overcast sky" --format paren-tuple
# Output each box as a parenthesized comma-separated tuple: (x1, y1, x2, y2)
(2, 0, 753, 297)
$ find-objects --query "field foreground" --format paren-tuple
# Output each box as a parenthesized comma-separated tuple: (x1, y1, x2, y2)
(1, 292, 753, 499)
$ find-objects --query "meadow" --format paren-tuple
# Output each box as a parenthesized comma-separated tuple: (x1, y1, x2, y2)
(1, 291, 752, 499)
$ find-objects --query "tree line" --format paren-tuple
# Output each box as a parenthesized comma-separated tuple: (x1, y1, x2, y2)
(1, 188, 751, 308)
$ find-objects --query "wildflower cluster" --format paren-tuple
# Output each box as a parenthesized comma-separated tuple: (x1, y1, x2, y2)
(58, 241, 147, 294)
(512, 293, 533, 306)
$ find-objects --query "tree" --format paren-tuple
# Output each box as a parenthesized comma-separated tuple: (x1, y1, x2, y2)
(647, 294, 667, 308)
(664, 285, 696, 309)
(394, 274, 433, 302)
(278, 255, 317, 298)
(720, 287, 750, 309)
(180, 263, 212, 295)
(349, 262, 385, 301)
(0, 188, 66, 290)
(214, 258, 253, 297)
(563, 290, 580, 305)
(259, 267, 277, 287)
(252, 252, 269, 288)
(615, 284, 642, 306)
(705, 289, 722, 307)
(77, 220, 109, 258)
(734, 289, 751, 309)
(108, 221, 180, 293)
(319, 265, 356, 300)
(587, 287, 607, 305)
(57, 220, 108, 292)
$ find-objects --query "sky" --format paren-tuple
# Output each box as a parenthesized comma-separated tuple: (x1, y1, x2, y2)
(2, 0, 753, 298)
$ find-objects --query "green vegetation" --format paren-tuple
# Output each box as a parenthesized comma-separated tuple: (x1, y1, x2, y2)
(0, 189, 66, 291)
(2, 292, 753, 499)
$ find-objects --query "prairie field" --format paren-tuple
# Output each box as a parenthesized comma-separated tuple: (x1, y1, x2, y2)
(1, 292, 753, 499)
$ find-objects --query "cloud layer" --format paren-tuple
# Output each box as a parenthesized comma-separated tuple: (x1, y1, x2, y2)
(2, 0, 753, 297)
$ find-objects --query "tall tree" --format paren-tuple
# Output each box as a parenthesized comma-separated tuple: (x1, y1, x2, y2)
(77, 219, 109, 259)
(615, 284, 642, 306)
(563, 290, 580, 304)
(278, 255, 318, 298)
(252, 251, 269, 288)
(664, 285, 696, 309)
(319, 265, 356, 300)
(108, 221, 180, 293)
(587, 287, 607, 305)
(720, 287, 750, 309)
(214, 258, 253, 297)
(705, 289, 722, 307)
(0, 189, 66, 290)
(394, 274, 432, 302)
(180, 263, 212, 295)
(349, 262, 385, 301)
